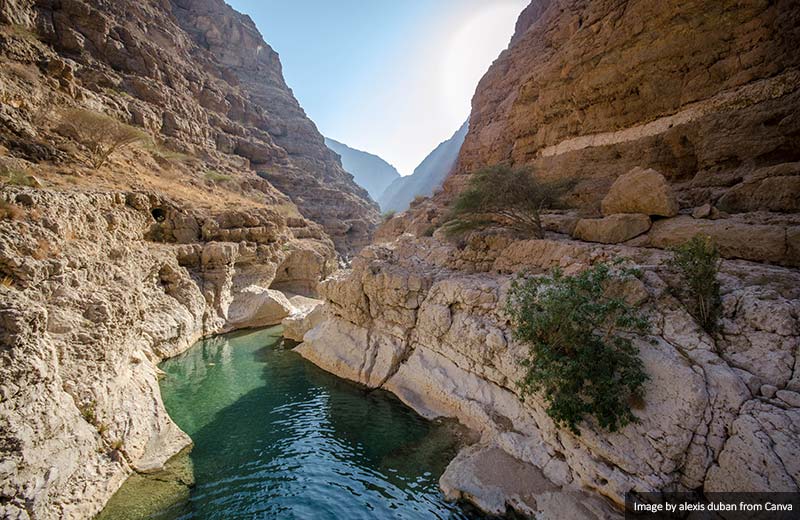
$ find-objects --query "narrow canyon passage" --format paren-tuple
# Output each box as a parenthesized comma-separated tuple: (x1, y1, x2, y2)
(98, 327, 480, 519)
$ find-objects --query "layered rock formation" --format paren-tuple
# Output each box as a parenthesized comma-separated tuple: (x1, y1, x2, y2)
(324, 137, 400, 203)
(0, 0, 379, 253)
(378, 121, 468, 213)
(0, 1, 374, 517)
(446, 0, 800, 215)
(296, 233, 800, 517)
(295, 0, 800, 516)
(0, 186, 336, 519)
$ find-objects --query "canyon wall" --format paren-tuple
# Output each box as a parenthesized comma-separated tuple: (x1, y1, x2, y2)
(298, 0, 800, 516)
(297, 233, 800, 517)
(0, 0, 378, 253)
(0, 0, 373, 517)
(0, 186, 336, 519)
(446, 0, 800, 214)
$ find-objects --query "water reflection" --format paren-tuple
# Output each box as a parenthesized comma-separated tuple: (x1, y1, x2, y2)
(99, 327, 481, 520)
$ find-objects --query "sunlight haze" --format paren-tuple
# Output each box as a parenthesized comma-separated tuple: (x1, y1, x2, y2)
(226, 0, 527, 175)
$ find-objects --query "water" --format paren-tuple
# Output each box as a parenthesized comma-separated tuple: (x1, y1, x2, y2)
(99, 327, 479, 519)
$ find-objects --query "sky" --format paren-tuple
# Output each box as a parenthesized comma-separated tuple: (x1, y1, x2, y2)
(227, 0, 528, 175)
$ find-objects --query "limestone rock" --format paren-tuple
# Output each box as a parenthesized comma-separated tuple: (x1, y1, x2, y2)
(297, 233, 800, 515)
(601, 168, 678, 217)
(225, 287, 294, 330)
(646, 216, 791, 265)
(573, 214, 651, 244)
(440, 443, 620, 519)
(0, 187, 334, 519)
(441, 0, 800, 213)
(0, 0, 379, 253)
(281, 299, 324, 342)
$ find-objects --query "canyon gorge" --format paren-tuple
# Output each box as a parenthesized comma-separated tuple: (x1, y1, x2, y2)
(1, 0, 799, 519)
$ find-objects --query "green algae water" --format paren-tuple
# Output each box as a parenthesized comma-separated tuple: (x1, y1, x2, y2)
(99, 327, 478, 519)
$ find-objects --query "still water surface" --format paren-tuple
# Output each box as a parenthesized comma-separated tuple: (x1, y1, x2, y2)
(99, 327, 478, 519)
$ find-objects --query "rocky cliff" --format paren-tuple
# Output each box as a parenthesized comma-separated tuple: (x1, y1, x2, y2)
(0, 0, 379, 254)
(295, 0, 800, 517)
(378, 121, 468, 214)
(0, 0, 379, 517)
(324, 137, 400, 203)
(0, 186, 336, 519)
(447, 0, 800, 214)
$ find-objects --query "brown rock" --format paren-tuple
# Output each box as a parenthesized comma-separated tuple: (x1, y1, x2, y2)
(647, 216, 788, 264)
(573, 214, 651, 244)
(692, 203, 712, 219)
(441, 0, 800, 212)
(601, 168, 679, 217)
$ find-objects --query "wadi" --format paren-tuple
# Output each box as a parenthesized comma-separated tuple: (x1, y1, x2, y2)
(0, 1, 798, 519)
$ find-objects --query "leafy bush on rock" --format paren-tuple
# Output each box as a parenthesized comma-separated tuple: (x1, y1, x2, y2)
(506, 263, 650, 434)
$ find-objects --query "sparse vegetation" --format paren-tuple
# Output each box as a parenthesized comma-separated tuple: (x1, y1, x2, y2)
(0, 200, 25, 220)
(506, 263, 649, 434)
(110, 439, 124, 451)
(79, 400, 98, 425)
(442, 165, 571, 238)
(1, 276, 13, 289)
(0, 168, 38, 187)
(204, 170, 232, 183)
(381, 210, 396, 222)
(2, 23, 40, 42)
(668, 235, 721, 332)
(31, 238, 58, 260)
(58, 108, 148, 169)
(410, 195, 427, 208)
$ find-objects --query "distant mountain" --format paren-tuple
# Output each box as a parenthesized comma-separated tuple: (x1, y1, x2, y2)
(325, 138, 401, 202)
(378, 122, 468, 213)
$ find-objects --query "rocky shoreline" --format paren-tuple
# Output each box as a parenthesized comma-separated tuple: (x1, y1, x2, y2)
(293, 231, 800, 518)
(0, 186, 334, 519)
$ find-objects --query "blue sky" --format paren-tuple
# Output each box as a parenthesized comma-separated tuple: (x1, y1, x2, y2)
(227, 0, 527, 175)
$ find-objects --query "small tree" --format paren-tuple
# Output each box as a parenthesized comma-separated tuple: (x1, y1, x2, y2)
(668, 235, 721, 332)
(442, 165, 570, 238)
(58, 108, 147, 169)
(506, 263, 649, 434)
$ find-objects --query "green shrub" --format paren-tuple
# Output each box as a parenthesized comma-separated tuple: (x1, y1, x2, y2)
(442, 164, 571, 238)
(381, 210, 396, 222)
(79, 400, 98, 425)
(204, 170, 232, 183)
(668, 235, 721, 332)
(506, 263, 649, 434)
(0, 169, 38, 187)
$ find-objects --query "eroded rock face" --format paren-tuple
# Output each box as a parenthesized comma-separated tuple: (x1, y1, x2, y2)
(296, 234, 800, 514)
(573, 213, 651, 244)
(0, 187, 335, 520)
(0, 0, 379, 253)
(444, 0, 800, 214)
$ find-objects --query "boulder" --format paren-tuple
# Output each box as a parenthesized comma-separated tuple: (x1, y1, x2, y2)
(646, 216, 789, 264)
(225, 287, 294, 329)
(601, 168, 679, 217)
(573, 214, 651, 244)
(281, 299, 325, 342)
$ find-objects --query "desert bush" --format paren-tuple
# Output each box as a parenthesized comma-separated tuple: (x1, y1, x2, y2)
(58, 108, 148, 169)
(0, 200, 25, 220)
(381, 210, 396, 222)
(668, 235, 721, 332)
(79, 400, 98, 425)
(204, 170, 232, 183)
(0, 168, 39, 187)
(506, 263, 649, 434)
(442, 165, 571, 238)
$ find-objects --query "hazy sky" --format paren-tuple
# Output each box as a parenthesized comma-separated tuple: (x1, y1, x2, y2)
(227, 0, 527, 175)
